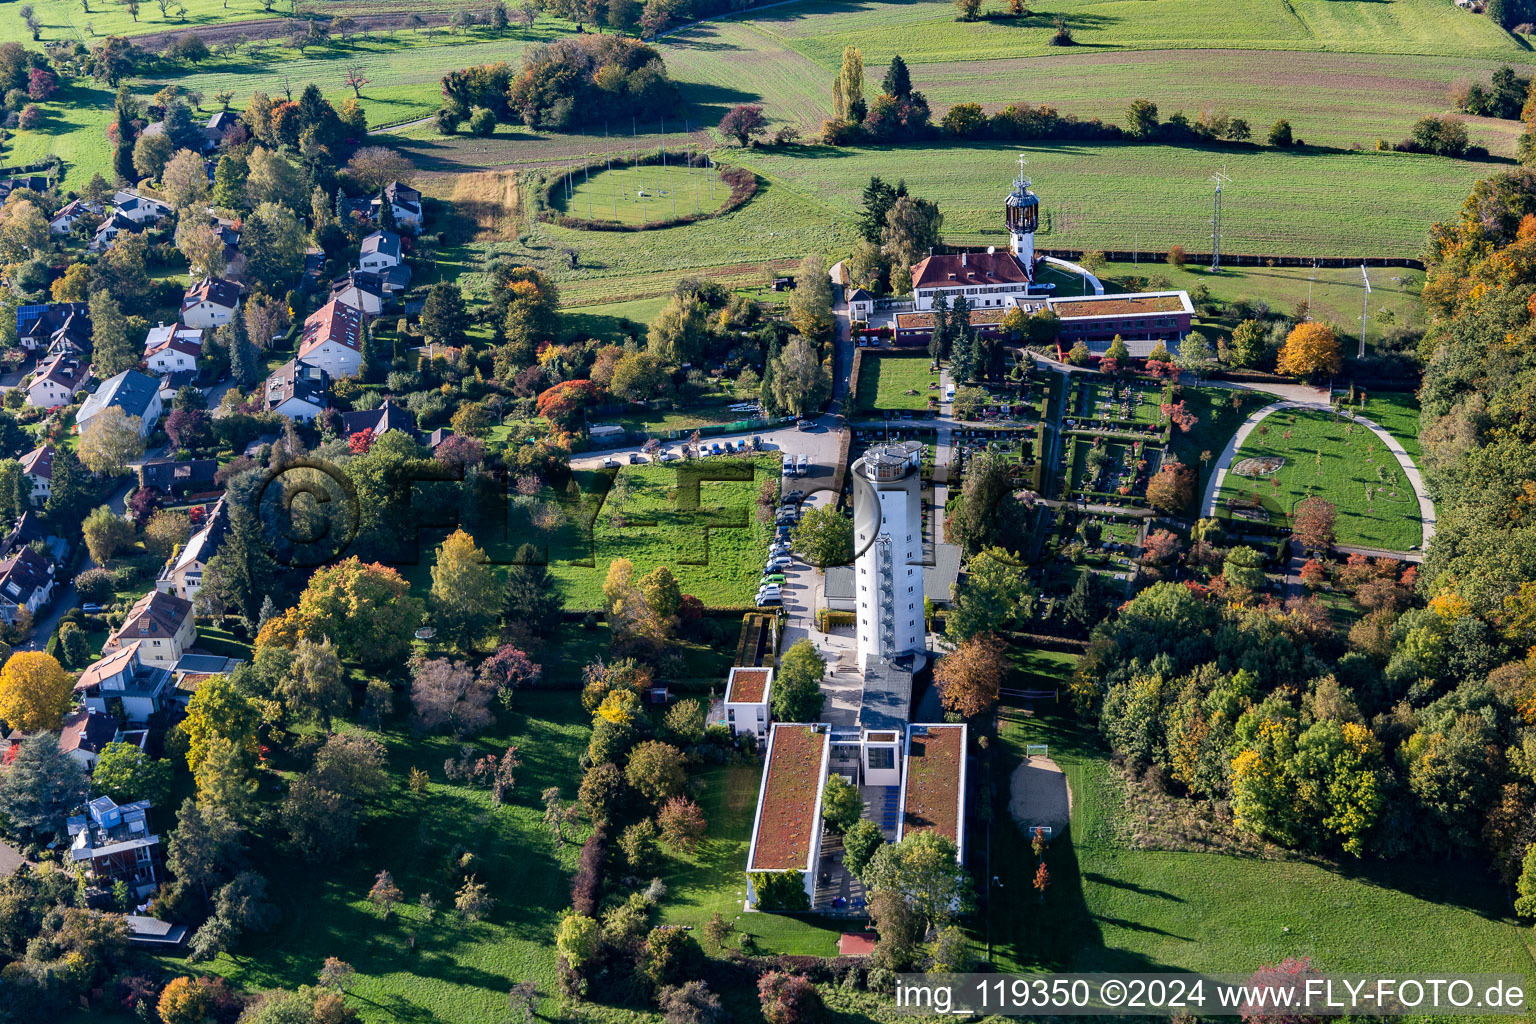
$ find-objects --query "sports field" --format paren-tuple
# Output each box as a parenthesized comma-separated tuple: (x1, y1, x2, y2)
(1214, 407, 1425, 551)
(556, 162, 732, 225)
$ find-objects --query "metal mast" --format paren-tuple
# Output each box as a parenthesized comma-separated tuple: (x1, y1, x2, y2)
(1209, 170, 1231, 271)
(1358, 264, 1372, 359)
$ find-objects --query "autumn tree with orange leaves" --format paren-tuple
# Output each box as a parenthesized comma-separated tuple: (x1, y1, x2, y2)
(1276, 321, 1341, 378)
(935, 633, 1007, 718)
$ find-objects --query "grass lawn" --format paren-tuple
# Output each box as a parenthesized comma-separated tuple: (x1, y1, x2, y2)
(557, 163, 731, 226)
(1100, 261, 1429, 338)
(543, 456, 777, 609)
(560, 296, 670, 343)
(5, 79, 115, 188)
(1167, 385, 1278, 499)
(1343, 389, 1424, 463)
(737, 141, 1501, 257)
(657, 763, 844, 956)
(162, 692, 590, 1023)
(858, 355, 940, 413)
(983, 696, 1536, 978)
(1214, 407, 1424, 550)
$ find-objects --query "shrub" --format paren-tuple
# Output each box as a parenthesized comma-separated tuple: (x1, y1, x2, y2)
(570, 825, 606, 915)
(468, 106, 497, 136)
(749, 870, 809, 911)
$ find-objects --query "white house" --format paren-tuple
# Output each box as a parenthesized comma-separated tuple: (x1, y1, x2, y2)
(112, 190, 173, 225)
(296, 298, 364, 379)
(0, 545, 54, 623)
(76, 643, 174, 725)
(264, 358, 330, 422)
(723, 667, 773, 743)
(330, 270, 384, 317)
(49, 198, 102, 236)
(375, 181, 423, 230)
(18, 446, 53, 506)
(25, 350, 89, 409)
(180, 277, 241, 330)
(144, 326, 202, 375)
(102, 590, 196, 668)
(77, 370, 164, 439)
(359, 230, 402, 272)
(90, 212, 144, 253)
(156, 497, 229, 600)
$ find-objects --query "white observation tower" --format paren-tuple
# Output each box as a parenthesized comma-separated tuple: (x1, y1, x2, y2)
(1005, 154, 1039, 275)
(852, 441, 925, 663)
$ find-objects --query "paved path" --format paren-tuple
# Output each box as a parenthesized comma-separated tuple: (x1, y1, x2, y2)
(1200, 400, 1435, 552)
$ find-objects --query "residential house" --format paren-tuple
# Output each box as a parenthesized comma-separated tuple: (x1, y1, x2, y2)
(58, 709, 120, 770)
(76, 642, 173, 724)
(374, 181, 423, 230)
(103, 590, 196, 668)
(181, 276, 241, 330)
(0, 545, 54, 624)
(425, 427, 454, 451)
(143, 323, 204, 375)
(265, 358, 331, 422)
(156, 496, 229, 600)
(296, 298, 365, 379)
(67, 797, 164, 899)
(359, 230, 402, 272)
(18, 445, 52, 506)
(90, 212, 145, 253)
(138, 458, 220, 498)
(0, 512, 67, 561)
(77, 370, 164, 438)
(170, 651, 244, 708)
(156, 370, 200, 404)
(112, 190, 173, 226)
(330, 269, 385, 316)
(49, 198, 103, 236)
(24, 350, 90, 409)
(204, 109, 241, 149)
(341, 398, 419, 441)
(17, 302, 89, 353)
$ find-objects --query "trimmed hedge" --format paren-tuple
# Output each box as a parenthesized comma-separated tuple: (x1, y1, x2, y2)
(537, 152, 759, 232)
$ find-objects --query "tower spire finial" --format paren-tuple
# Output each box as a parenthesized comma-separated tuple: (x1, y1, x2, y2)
(1015, 153, 1030, 190)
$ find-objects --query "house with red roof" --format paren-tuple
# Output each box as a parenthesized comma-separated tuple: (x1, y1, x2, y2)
(297, 298, 365, 380)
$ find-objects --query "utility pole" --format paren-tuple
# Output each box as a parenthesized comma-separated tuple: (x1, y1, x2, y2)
(1358, 264, 1371, 359)
(1208, 169, 1231, 271)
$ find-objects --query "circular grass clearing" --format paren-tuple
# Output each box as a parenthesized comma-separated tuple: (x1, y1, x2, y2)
(557, 163, 730, 227)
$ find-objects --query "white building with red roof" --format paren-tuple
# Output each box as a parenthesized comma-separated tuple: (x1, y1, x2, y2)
(19, 445, 53, 505)
(25, 351, 90, 409)
(297, 298, 365, 380)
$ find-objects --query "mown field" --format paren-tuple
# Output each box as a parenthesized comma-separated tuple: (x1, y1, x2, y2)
(558, 162, 732, 226)
(662, 7, 1532, 153)
(1214, 407, 1425, 551)
(544, 456, 777, 609)
(986, 697, 1536, 980)
(736, 141, 1504, 257)
(736, 0, 1526, 66)
(858, 355, 940, 412)
(3, 0, 452, 46)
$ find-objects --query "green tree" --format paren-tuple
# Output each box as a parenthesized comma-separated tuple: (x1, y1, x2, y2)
(1228, 319, 1267, 368)
(947, 550, 1036, 641)
(82, 504, 135, 563)
(882, 55, 911, 98)
(624, 740, 687, 803)
(787, 255, 834, 341)
(277, 636, 349, 729)
(647, 293, 709, 365)
(88, 290, 138, 377)
(863, 830, 971, 931)
(769, 335, 830, 418)
(421, 282, 470, 348)
(1222, 545, 1267, 594)
(820, 773, 862, 834)
(1126, 98, 1159, 137)
(112, 85, 140, 184)
(0, 735, 89, 844)
(842, 818, 885, 878)
(431, 528, 499, 650)
(44, 445, 89, 527)
(93, 742, 173, 806)
(791, 504, 853, 569)
(771, 639, 825, 721)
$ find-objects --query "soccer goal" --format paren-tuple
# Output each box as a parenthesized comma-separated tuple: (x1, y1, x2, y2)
(1026, 744, 1049, 759)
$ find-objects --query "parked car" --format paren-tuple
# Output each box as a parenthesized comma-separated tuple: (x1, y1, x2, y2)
(603, 457, 619, 468)
(628, 453, 644, 464)
(82, 603, 103, 614)
(761, 573, 786, 585)
(751, 435, 762, 449)
(757, 594, 783, 607)
(796, 419, 816, 431)
(784, 489, 806, 502)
